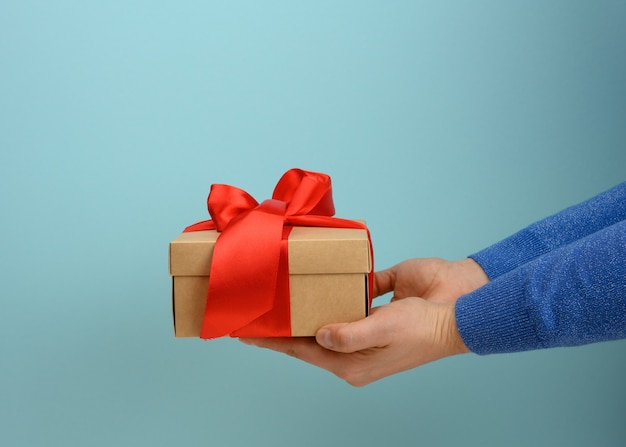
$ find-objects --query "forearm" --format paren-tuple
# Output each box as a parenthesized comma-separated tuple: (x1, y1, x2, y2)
(470, 181, 626, 280)
(456, 220, 626, 355)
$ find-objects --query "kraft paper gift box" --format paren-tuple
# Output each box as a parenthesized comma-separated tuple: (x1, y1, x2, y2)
(169, 225, 372, 338)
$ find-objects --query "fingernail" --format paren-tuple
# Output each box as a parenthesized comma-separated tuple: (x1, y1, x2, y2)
(316, 329, 332, 348)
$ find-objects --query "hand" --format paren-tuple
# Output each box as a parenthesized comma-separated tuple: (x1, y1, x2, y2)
(240, 258, 488, 386)
(240, 297, 470, 387)
(374, 258, 489, 303)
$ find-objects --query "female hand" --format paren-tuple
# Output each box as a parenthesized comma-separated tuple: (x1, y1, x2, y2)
(240, 258, 488, 386)
(241, 297, 469, 387)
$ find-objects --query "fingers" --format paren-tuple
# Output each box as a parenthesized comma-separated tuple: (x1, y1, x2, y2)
(373, 267, 395, 298)
(240, 336, 352, 374)
(316, 309, 390, 353)
(240, 301, 424, 387)
(240, 309, 388, 362)
(240, 337, 320, 360)
(240, 317, 385, 358)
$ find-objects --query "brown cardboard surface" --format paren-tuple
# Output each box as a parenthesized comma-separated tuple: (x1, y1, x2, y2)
(173, 273, 367, 337)
(169, 224, 371, 338)
(172, 276, 209, 338)
(289, 273, 366, 336)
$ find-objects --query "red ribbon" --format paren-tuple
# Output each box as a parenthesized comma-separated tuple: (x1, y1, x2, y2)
(184, 168, 373, 339)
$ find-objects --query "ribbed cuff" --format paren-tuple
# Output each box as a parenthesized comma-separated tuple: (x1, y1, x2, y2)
(455, 269, 543, 355)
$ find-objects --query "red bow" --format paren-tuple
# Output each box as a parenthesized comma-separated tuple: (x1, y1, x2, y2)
(184, 168, 373, 339)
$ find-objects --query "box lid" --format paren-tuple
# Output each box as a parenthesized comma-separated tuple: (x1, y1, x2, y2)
(169, 225, 371, 276)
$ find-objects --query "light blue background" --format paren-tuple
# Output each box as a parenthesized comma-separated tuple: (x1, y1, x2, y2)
(1, 1, 625, 446)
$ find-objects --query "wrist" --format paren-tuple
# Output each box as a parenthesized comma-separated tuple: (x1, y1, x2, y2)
(456, 258, 490, 290)
(443, 301, 471, 355)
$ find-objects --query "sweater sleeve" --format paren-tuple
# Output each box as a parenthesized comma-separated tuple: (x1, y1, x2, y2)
(455, 219, 626, 355)
(470, 181, 626, 280)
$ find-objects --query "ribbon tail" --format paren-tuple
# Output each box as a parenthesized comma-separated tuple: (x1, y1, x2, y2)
(231, 226, 293, 337)
(200, 203, 286, 339)
(184, 220, 216, 232)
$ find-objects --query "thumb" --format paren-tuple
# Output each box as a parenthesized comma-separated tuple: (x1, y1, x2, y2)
(315, 317, 388, 353)
(373, 267, 396, 298)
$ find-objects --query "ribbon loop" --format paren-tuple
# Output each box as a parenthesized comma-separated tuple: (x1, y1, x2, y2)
(207, 184, 259, 231)
(273, 168, 335, 216)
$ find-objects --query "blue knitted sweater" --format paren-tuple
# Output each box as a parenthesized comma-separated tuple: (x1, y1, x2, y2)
(456, 182, 626, 355)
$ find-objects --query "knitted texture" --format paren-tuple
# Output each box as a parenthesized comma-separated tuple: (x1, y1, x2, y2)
(456, 182, 626, 355)
(470, 182, 626, 280)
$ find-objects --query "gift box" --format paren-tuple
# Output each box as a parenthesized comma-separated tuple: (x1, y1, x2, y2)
(169, 224, 372, 337)
(168, 168, 373, 339)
